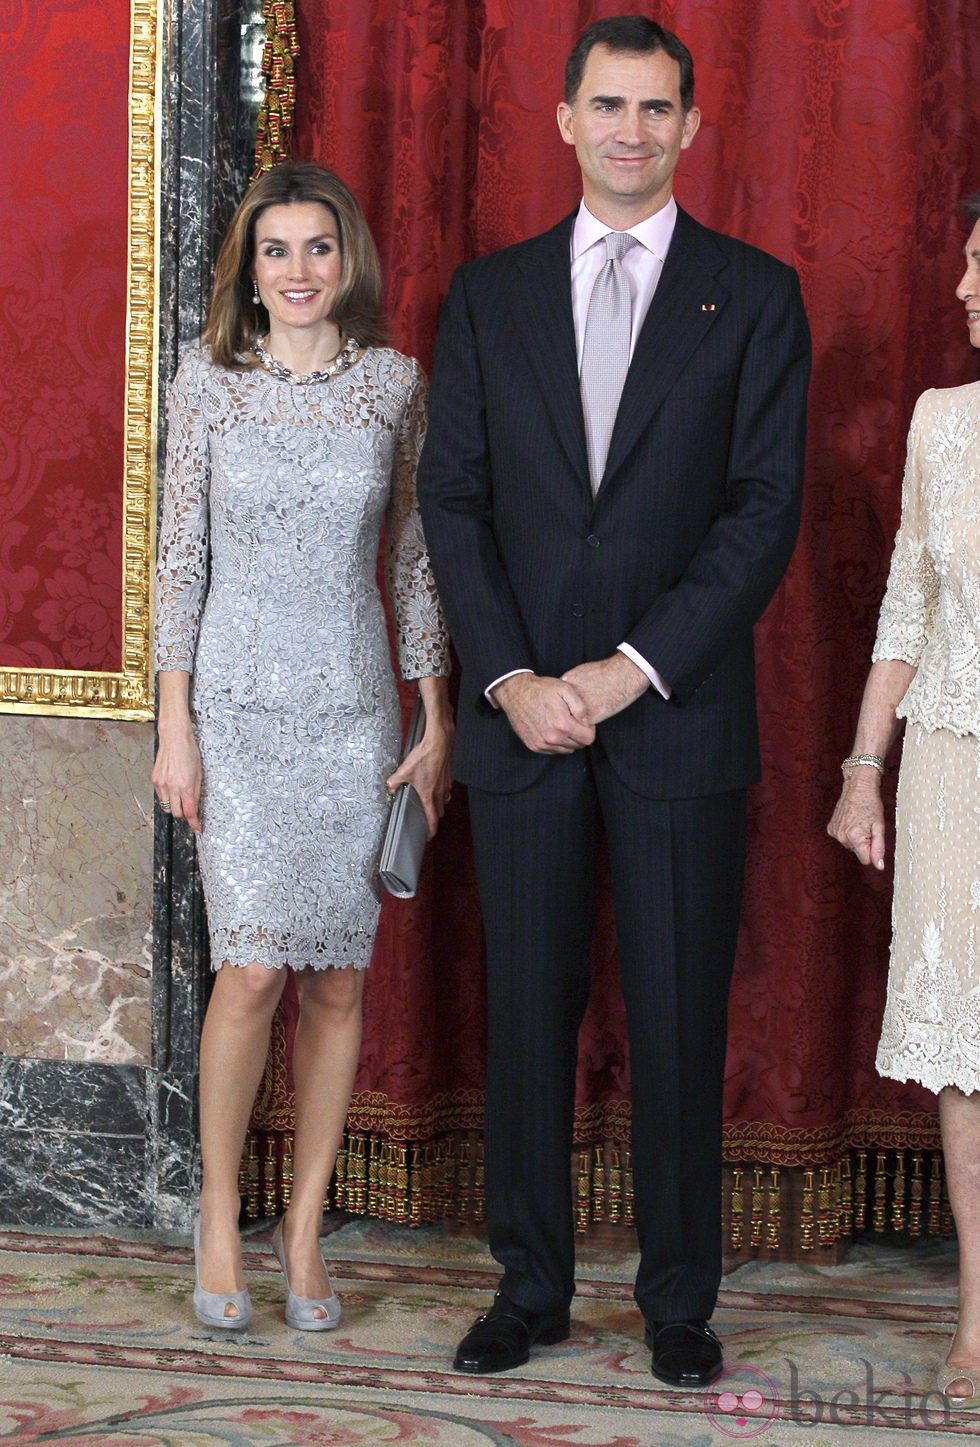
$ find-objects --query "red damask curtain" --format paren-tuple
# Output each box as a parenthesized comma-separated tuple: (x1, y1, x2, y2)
(246, 0, 980, 1249)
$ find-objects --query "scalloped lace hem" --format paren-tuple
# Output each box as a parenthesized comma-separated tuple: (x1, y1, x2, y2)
(876, 1051, 979, 1097)
(209, 925, 373, 973)
(895, 704, 980, 740)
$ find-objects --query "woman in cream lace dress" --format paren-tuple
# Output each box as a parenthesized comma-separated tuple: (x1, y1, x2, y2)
(152, 164, 452, 1332)
(829, 197, 980, 1409)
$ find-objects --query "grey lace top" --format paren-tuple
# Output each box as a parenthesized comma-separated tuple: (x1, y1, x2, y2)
(154, 344, 449, 688)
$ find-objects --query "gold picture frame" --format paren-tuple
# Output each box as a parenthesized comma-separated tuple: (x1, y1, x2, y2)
(0, 0, 160, 721)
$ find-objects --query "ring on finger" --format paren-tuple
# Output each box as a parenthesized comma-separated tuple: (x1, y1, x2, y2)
(160, 797, 172, 812)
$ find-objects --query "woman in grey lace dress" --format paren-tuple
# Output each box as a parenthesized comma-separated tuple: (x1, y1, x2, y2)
(828, 196, 980, 1409)
(152, 164, 452, 1332)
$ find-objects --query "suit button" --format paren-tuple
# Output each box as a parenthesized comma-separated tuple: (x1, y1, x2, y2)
(571, 604, 585, 618)
(586, 533, 601, 548)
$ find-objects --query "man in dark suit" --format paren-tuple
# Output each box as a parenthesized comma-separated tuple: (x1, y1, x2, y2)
(417, 15, 810, 1385)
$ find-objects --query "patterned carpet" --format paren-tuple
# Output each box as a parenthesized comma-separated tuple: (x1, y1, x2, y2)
(0, 1217, 973, 1444)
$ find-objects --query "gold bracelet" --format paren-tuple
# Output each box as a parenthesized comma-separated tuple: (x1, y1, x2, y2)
(841, 753, 885, 775)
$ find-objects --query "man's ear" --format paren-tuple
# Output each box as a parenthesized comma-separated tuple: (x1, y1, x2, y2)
(680, 106, 701, 150)
(557, 101, 576, 147)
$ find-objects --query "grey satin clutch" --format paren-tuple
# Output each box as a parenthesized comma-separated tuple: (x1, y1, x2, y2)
(380, 694, 427, 898)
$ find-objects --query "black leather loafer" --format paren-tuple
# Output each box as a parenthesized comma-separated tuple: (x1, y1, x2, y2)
(645, 1318, 723, 1387)
(454, 1292, 571, 1374)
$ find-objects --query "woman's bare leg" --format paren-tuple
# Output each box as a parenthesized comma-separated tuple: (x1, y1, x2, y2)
(940, 1085, 980, 1398)
(197, 960, 287, 1315)
(278, 963, 365, 1309)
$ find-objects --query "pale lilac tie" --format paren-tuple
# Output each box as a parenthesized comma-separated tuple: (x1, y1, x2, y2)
(580, 231, 638, 494)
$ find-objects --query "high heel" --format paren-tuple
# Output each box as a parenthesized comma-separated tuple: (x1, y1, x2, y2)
(937, 1357, 978, 1410)
(193, 1214, 252, 1330)
(271, 1217, 341, 1331)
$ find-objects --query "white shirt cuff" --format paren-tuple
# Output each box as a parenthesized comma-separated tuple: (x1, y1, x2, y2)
(486, 668, 534, 708)
(618, 643, 671, 699)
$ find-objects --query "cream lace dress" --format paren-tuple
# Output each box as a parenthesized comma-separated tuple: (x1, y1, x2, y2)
(154, 346, 450, 971)
(872, 382, 980, 1093)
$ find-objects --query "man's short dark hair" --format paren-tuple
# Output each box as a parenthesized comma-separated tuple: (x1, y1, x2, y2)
(963, 192, 980, 222)
(564, 15, 695, 114)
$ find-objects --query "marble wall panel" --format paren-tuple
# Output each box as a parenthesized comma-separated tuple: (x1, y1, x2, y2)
(0, 715, 154, 1064)
(0, 1056, 151, 1227)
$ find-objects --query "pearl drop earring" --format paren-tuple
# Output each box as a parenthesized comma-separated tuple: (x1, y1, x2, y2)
(252, 280, 261, 305)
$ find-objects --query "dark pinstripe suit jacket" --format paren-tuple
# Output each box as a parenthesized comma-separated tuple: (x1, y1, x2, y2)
(417, 206, 811, 799)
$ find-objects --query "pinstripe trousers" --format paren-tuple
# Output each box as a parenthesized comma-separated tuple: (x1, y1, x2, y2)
(467, 737, 746, 1322)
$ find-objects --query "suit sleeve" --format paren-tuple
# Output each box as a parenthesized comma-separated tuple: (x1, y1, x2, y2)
(416, 267, 537, 694)
(623, 264, 810, 701)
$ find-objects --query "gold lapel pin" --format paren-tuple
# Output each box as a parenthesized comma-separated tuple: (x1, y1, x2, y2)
(701, 303, 716, 311)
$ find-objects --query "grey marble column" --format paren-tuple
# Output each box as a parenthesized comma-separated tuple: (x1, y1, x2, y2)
(0, 0, 262, 1231)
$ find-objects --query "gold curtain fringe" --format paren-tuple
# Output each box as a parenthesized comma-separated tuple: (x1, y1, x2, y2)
(575, 1143, 634, 1232)
(240, 1132, 951, 1257)
(241, 1127, 485, 1227)
(724, 1148, 949, 1255)
(751, 1166, 765, 1248)
(251, 0, 299, 180)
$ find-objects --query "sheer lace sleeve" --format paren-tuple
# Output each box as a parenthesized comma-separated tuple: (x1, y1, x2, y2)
(385, 358, 451, 680)
(872, 392, 939, 666)
(153, 350, 211, 673)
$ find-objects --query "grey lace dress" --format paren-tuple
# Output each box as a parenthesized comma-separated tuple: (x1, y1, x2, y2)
(153, 345, 450, 971)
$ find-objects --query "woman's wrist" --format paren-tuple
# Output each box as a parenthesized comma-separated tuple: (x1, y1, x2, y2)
(841, 752, 885, 776)
(156, 713, 195, 738)
(417, 675, 453, 725)
(840, 763, 883, 791)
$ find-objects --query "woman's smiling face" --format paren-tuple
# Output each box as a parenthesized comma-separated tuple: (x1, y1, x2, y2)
(252, 201, 343, 340)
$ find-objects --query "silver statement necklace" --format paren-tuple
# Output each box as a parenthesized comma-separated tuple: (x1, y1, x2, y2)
(253, 334, 361, 384)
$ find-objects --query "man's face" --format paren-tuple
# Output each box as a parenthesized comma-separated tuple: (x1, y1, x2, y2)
(557, 44, 700, 224)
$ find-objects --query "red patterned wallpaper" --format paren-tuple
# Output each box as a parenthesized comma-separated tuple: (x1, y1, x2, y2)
(0, 0, 131, 672)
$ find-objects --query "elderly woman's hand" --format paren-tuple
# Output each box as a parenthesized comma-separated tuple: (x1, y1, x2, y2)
(827, 768, 887, 870)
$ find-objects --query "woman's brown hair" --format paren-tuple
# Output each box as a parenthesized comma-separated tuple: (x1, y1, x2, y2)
(203, 162, 387, 367)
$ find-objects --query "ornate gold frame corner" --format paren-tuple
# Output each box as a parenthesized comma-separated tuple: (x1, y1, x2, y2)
(0, 0, 160, 722)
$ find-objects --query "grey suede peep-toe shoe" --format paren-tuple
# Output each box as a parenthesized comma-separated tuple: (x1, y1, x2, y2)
(271, 1218, 341, 1331)
(193, 1214, 252, 1330)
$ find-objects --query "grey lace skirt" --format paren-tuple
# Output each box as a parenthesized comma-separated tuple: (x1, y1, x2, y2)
(194, 699, 400, 972)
